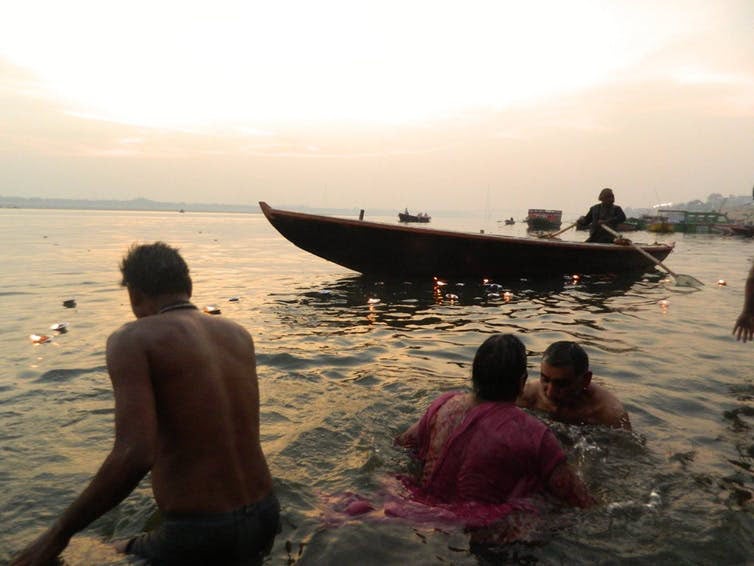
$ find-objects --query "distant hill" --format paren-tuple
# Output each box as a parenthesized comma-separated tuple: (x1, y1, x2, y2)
(0, 196, 261, 213)
(0, 196, 481, 218)
(0, 196, 391, 216)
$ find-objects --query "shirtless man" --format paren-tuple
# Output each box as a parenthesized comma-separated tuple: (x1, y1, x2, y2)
(517, 341, 631, 430)
(12, 242, 279, 565)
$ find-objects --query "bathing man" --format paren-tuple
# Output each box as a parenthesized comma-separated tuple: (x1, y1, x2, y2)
(12, 242, 279, 565)
(577, 188, 627, 243)
(517, 341, 632, 430)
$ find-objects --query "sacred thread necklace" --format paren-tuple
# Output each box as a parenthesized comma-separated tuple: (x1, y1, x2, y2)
(158, 301, 198, 314)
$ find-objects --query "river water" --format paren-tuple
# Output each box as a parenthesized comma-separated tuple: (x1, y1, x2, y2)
(0, 208, 752, 564)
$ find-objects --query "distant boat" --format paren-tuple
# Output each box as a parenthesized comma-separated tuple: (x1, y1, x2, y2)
(647, 210, 730, 234)
(259, 202, 674, 279)
(504, 217, 515, 226)
(644, 215, 673, 233)
(398, 210, 431, 223)
(525, 209, 562, 231)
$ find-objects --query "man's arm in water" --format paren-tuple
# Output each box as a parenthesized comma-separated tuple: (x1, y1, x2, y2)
(733, 263, 754, 343)
(11, 326, 157, 565)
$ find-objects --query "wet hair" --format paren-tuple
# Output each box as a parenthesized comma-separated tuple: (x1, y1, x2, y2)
(119, 242, 192, 296)
(599, 188, 614, 200)
(542, 341, 589, 376)
(471, 334, 528, 402)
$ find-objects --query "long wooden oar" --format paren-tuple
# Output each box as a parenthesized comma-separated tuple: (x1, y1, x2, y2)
(540, 221, 578, 239)
(601, 224, 704, 288)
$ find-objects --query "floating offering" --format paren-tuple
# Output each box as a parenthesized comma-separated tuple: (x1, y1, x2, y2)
(503, 291, 513, 302)
(572, 274, 581, 282)
(658, 299, 669, 309)
(445, 293, 459, 301)
(30, 334, 52, 344)
(433, 278, 447, 287)
(62, 299, 76, 308)
(203, 305, 222, 315)
(717, 279, 726, 286)
(228, 296, 240, 302)
(367, 298, 381, 305)
(50, 322, 68, 332)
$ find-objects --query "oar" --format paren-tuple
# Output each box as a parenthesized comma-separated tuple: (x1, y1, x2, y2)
(600, 224, 704, 288)
(540, 221, 578, 239)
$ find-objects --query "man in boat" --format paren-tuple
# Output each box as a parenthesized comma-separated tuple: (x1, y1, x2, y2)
(395, 334, 593, 537)
(577, 188, 627, 243)
(12, 242, 279, 565)
(517, 341, 631, 430)
(733, 262, 754, 343)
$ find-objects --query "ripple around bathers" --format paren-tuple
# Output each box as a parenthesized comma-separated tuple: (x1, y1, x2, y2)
(126, 493, 281, 565)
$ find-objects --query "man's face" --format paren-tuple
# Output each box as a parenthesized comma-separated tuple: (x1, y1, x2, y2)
(600, 191, 615, 205)
(539, 362, 588, 406)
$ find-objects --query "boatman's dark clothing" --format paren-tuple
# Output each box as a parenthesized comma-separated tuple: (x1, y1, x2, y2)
(577, 203, 626, 243)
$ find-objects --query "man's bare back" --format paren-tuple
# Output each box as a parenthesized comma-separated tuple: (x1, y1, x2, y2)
(108, 306, 273, 513)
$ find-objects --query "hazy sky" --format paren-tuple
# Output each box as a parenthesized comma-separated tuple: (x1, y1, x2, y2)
(1, 0, 753, 214)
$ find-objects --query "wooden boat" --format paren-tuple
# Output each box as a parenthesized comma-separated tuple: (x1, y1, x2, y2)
(260, 202, 674, 279)
(398, 210, 431, 223)
(525, 209, 562, 231)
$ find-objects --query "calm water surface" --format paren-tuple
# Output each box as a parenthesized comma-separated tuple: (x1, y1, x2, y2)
(0, 209, 752, 564)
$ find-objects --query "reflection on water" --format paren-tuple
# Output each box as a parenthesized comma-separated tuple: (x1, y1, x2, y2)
(0, 210, 752, 564)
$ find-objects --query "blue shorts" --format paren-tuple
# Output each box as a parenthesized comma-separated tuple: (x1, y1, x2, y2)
(126, 492, 280, 565)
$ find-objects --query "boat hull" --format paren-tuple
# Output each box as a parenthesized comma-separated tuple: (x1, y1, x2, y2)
(260, 203, 674, 279)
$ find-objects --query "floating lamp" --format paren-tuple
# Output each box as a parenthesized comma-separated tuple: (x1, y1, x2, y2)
(658, 299, 669, 310)
(30, 334, 52, 344)
(228, 296, 240, 302)
(203, 305, 222, 315)
(50, 322, 68, 332)
(445, 293, 459, 301)
(717, 279, 726, 286)
(367, 298, 381, 305)
(503, 291, 513, 302)
(62, 299, 76, 308)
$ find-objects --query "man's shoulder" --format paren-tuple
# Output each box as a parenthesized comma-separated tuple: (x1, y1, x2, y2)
(517, 382, 541, 407)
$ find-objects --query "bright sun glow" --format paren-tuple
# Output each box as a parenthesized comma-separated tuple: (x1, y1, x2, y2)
(1, 0, 715, 129)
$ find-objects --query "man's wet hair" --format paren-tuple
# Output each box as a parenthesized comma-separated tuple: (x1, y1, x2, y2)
(120, 242, 192, 297)
(599, 188, 614, 200)
(472, 334, 527, 402)
(542, 341, 589, 376)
